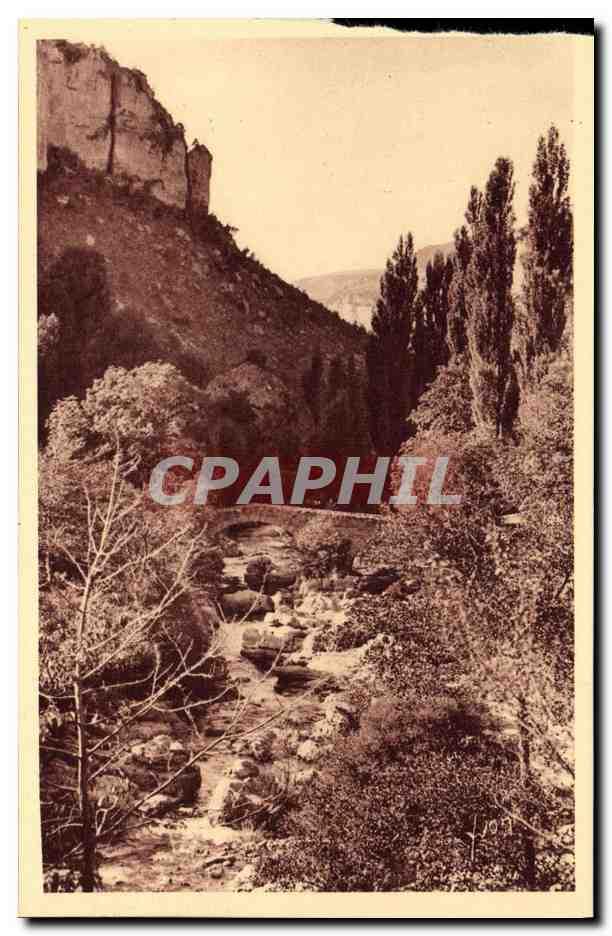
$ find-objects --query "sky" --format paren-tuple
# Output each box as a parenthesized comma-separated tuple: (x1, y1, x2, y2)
(102, 31, 577, 282)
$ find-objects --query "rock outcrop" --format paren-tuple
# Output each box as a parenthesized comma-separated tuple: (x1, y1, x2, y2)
(296, 244, 455, 329)
(352, 555, 403, 594)
(208, 757, 282, 828)
(111, 66, 188, 208)
(37, 40, 212, 214)
(187, 142, 213, 215)
(37, 40, 113, 173)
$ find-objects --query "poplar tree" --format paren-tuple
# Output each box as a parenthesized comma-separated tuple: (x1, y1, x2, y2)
(410, 297, 433, 404)
(421, 251, 453, 370)
(465, 159, 517, 436)
(447, 225, 474, 357)
(521, 125, 573, 357)
(367, 233, 419, 453)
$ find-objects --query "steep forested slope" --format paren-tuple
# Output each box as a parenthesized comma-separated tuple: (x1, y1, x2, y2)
(38, 154, 366, 428)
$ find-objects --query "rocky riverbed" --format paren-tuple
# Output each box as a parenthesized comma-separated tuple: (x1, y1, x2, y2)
(99, 519, 386, 892)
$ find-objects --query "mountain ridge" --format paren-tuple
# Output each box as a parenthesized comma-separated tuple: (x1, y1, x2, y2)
(296, 242, 454, 329)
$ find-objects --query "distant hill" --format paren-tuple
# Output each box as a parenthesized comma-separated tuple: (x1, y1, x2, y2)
(297, 242, 454, 330)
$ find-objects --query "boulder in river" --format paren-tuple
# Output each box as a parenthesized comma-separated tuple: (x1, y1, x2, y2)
(245, 558, 298, 594)
(221, 575, 244, 595)
(245, 729, 277, 763)
(322, 694, 359, 729)
(231, 757, 260, 780)
(243, 625, 303, 654)
(239, 647, 278, 669)
(273, 664, 337, 695)
(139, 793, 178, 818)
(233, 863, 257, 891)
(120, 734, 202, 811)
(208, 776, 246, 826)
(221, 589, 274, 620)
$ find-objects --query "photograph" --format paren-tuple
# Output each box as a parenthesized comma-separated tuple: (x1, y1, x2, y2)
(19, 19, 594, 917)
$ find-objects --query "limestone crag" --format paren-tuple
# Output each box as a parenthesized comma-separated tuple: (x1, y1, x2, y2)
(112, 66, 188, 208)
(37, 40, 113, 173)
(187, 142, 213, 215)
(37, 40, 212, 213)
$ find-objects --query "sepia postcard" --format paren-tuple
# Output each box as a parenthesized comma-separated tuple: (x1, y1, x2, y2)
(19, 19, 594, 917)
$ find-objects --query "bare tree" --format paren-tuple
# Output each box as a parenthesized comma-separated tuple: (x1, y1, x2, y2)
(39, 451, 323, 889)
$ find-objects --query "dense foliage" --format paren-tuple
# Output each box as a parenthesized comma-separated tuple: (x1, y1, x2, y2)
(257, 126, 575, 893)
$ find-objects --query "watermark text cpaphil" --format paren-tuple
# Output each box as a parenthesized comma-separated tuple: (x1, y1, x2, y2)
(148, 455, 461, 507)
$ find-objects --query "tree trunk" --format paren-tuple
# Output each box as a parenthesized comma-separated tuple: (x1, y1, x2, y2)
(74, 676, 96, 892)
(74, 570, 97, 892)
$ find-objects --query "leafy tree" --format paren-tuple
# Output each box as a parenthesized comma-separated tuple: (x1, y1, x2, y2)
(408, 297, 431, 405)
(367, 233, 419, 453)
(46, 362, 205, 475)
(500, 358, 521, 439)
(346, 353, 358, 391)
(256, 682, 557, 891)
(464, 160, 517, 436)
(45, 396, 92, 462)
(38, 312, 61, 351)
(410, 356, 474, 436)
(37, 247, 163, 437)
(409, 253, 454, 415)
(316, 354, 371, 458)
(38, 248, 112, 430)
(520, 125, 573, 359)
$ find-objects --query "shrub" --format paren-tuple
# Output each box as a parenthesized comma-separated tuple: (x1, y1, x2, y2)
(256, 693, 534, 892)
(302, 536, 353, 578)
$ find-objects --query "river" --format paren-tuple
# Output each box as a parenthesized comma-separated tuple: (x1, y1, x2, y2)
(99, 520, 362, 892)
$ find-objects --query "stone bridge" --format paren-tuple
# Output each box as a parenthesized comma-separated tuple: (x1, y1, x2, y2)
(206, 503, 384, 550)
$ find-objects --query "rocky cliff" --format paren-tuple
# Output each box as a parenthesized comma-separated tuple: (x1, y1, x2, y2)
(37, 151, 366, 443)
(37, 39, 211, 213)
(37, 40, 366, 454)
